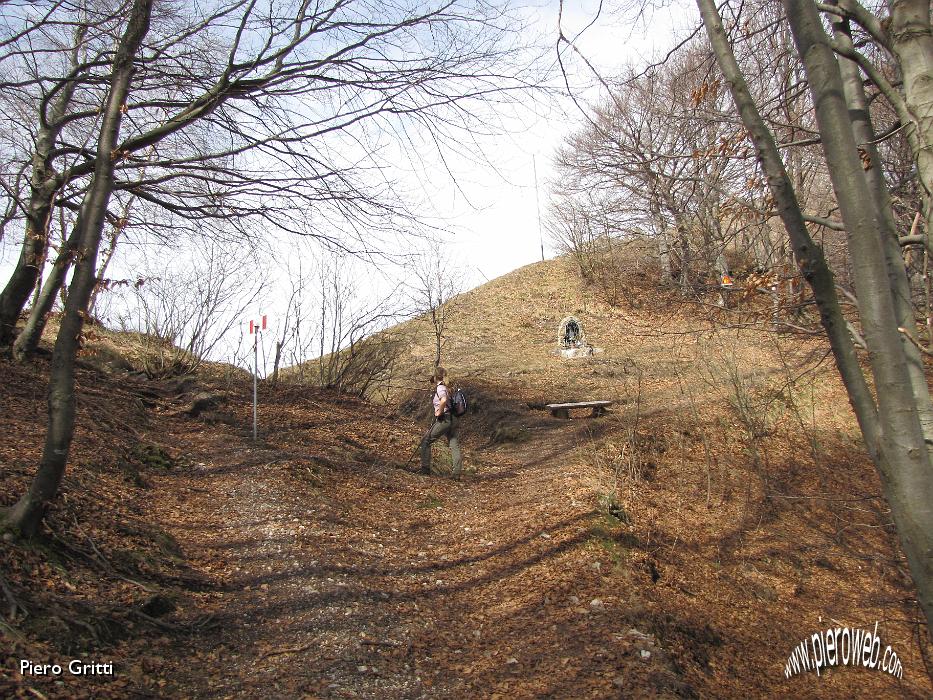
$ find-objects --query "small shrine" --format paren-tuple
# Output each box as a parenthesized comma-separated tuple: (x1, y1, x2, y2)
(555, 315, 599, 358)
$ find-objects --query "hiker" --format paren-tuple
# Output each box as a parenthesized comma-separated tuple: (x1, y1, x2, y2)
(420, 367, 463, 479)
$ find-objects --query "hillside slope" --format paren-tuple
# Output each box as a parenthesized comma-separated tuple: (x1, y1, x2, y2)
(1, 256, 931, 698)
(388, 255, 933, 697)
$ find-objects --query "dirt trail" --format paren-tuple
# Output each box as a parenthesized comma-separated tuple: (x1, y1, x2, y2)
(147, 405, 688, 699)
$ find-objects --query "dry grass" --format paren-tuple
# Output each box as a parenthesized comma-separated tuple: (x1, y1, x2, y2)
(383, 252, 932, 697)
(5, 253, 930, 697)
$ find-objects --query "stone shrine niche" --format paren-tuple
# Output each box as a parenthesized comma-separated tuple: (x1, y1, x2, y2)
(558, 316, 585, 348)
(555, 315, 600, 358)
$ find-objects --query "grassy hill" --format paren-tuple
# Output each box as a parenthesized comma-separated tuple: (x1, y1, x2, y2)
(1, 254, 930, 698)
(386, 253, 930, 696)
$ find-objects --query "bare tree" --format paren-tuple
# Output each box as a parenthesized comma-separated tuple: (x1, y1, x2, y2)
(310, 251, 406, 396)
(546, 192, 613, 281)
(408, 244, 464, 370)
(551, 50, 750, 293)
(0, 0, 534, 352)
(1, 0, 535, 538)
(269, 249, 320, 387)
(115, 241, 265, 377)
(0, 0, 154, 537)
(696, 0, 933, 635)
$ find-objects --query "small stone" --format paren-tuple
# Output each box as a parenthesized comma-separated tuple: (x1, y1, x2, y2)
(640, 649, 651, 661)
(506, 657, 518, 665)
(590, 598, 604, 610)
(613, 677, 625, 688)
(569, 595, 580, 605)
(357, 665, 368, 672)
(2, 532, 13, 543)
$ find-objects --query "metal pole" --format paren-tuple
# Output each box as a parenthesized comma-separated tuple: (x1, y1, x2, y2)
(253, 329, 258, 441)
(533, 154, 544, 262)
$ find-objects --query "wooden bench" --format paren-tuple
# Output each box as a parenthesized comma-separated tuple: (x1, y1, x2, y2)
(546, 400, 613, 418)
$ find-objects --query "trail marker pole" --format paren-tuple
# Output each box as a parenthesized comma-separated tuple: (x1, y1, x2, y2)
(249, 315, 267, 441)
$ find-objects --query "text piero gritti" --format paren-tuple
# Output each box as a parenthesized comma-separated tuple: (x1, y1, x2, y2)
(19, 659, 114, 676)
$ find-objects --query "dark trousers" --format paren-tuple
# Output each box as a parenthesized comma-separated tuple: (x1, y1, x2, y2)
(420, 414, 462, 475)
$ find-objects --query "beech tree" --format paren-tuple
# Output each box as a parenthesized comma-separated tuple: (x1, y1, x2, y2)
(0, 0, 534, 537)
(695, 0, 933, 635)
(550, 45, 784, 294)
(0, 0, 155, 536)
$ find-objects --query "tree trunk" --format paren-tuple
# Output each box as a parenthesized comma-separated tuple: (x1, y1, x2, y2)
(649, 199, 673, 283)
(657, 233, 672, 283)
(271, 339, 283, 387)
(12, 221, 82, 361)
(432, 306, 442, 370)
(0, 25, 86, 348)
(87, 232, 120, 319)
(0, 178, 59, 348)
(786, 0, 933, 636)
(830, 3, 933, 448)
(888, 0, 933, 251)
(1, 0, 154, 538)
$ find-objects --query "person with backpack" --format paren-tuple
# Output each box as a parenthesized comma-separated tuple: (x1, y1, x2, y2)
(420, 366, 464, 479)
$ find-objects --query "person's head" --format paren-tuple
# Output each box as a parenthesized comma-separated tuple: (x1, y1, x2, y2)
(432, 366, 447, 384)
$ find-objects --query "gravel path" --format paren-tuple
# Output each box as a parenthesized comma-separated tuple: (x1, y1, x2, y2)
(147, 399, 688, 699)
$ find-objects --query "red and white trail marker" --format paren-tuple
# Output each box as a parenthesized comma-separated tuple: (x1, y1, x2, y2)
(247, 314, 268, 441)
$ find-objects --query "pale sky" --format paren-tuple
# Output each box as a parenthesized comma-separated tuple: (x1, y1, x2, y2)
(0, 0, 700, 368)
(439, 0, 699, 284)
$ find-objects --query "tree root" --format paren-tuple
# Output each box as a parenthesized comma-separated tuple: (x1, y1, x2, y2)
(0, 571, 27, 621)
(49, 613, 101, 644)
(0, 617, 27, 644)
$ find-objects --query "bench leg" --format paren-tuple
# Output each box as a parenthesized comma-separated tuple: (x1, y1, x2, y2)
(552, 408, 570, 419)
(592, 406, 605, 417)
